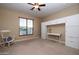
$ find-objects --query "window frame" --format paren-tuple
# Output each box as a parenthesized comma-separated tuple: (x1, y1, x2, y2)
(19, 17, 34, 36)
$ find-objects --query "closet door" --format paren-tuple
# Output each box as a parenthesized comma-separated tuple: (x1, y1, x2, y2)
(66, 14, 79, 49)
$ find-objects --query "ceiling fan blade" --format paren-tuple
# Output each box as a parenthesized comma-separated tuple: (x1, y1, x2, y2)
(39, 4, 46, 6)
(28, 3, 33, 5)
(30, 7, 35, 10)
(38, 8, 41, 11)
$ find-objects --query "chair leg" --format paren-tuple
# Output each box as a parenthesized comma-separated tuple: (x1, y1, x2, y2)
(0, 43, 5, 47)
(8, 43, 11, 47)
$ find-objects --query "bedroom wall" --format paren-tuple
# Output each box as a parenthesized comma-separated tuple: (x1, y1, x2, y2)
(0, 8, 41, 40)
(42, 4, 79, 22)
(0, 10, 3, 28)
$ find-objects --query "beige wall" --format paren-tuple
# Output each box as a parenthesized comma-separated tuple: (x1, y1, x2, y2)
(0, 8, 41, 40)
(47, 24, 65, 41)
(42, 4, 79, 22)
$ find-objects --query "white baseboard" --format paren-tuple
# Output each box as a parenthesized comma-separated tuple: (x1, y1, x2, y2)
(14, 37, 39, 42)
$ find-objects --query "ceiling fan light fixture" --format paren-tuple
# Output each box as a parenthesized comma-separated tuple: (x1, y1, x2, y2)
(28, 3, 46, 11)
(33, 5, 39, 8)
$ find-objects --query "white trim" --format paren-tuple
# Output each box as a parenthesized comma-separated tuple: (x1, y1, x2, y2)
(14, 37, 39, 42)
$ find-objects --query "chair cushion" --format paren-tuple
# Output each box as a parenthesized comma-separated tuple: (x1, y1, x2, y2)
(3, 36, 12, 42)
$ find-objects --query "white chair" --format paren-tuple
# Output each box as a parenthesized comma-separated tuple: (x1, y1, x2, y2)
(0, 30, 14, 47)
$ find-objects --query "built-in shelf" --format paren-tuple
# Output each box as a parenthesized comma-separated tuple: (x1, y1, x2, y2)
(48, 38, 65, 44)
(48, 38, 59, 42)
(47, 33, 65, 44)
(48, 33, 61, 36)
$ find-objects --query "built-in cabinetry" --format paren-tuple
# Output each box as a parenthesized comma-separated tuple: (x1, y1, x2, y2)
(47, 24, 65, 44)
(41, 14, 79, 49)
(65, 14, 79, 49)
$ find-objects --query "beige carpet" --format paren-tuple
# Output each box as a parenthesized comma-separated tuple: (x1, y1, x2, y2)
(0, 39, 79, 55)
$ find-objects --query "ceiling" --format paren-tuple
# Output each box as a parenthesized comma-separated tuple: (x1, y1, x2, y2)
(0, 3, 77, 18)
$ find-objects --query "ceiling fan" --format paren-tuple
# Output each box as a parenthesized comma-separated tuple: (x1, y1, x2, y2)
(27, 3, 46, 11)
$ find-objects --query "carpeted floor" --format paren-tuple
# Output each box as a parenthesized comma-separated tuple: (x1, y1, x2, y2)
(0, 39, 79, 55)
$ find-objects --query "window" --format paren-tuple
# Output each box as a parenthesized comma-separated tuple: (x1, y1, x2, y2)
(19, 17, 33, 35)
